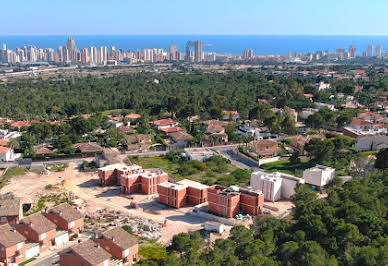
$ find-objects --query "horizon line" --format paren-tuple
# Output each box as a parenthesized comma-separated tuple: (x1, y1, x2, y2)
(1, 34, 388, 37)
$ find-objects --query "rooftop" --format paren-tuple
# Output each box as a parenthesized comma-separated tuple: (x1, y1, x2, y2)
(102, 227, 138, 250)
(0, 198, 21, 217)
(152, 119, 177, 126)
(177, 179, 209, 190)
(0, 146, 11, 154)
(0, 224, 26, 248)
(19, 213, 56, 234)
(47, 203, 83, 222)
(158, 181, 187, 190)
(71, 240, 111, 265)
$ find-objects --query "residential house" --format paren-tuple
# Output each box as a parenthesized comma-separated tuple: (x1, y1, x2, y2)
(107, 115, 125, 128)
(222, 111, 240, 121)
(33, 144, 57, 156)
(202, 124, 228, 145)
(290, 134, 325, 155)
(45, 203, 84, 235)
(343, 118, 387, 138)
(315, 102, 335, 111)
(72, 142, 104, 154)
(10, 121, 30, 130)
(125, 113, 141, 124)
(355, 135, 388, 151)
(15, 213, 57, 253)
(0, 224, 26, 265)
(0, 147, 15, 162)
(315, 81, 331, 91)
(358, 112, 383, 123)
(60, 240, 112, 266)
(251, 171, 304, 201)
(303, 165, 336, 191)
(250, 140, 278, 158)
(152, 119, 178, 130)
(167, 131, 194, 149)
(94, 227, 139, 265)
(0, 198, 23, 225)
(124, 134, 152, 152)
(299, 108, 318, 120)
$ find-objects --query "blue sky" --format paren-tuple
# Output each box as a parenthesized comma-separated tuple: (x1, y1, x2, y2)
(1, 0, 387, 35)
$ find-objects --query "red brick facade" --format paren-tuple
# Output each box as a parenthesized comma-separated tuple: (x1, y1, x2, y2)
(98, 165, 168, 195)
(207, 185, 264, 218)
(0, 243, 26, 265)
(15, 225, 56, 253)
(157, 183, 187, 208)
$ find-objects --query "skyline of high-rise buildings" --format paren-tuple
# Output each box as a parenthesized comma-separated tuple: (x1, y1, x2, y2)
(0, 37, 386, 65)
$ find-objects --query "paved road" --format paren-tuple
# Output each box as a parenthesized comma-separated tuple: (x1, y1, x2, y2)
(216, 148, 259, 170)
(31, 254, 59, 266)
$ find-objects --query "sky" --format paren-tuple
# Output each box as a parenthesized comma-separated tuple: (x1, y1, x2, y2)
(1, 0, 388, 35)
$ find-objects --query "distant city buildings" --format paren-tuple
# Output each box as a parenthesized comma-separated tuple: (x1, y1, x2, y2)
(0, 37, 386, 66)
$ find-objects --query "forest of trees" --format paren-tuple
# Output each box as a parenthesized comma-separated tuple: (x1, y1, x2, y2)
(138, 170, 388, 266)
(1, 70, 386, 121)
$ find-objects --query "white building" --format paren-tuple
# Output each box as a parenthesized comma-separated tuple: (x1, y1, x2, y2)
(303, 165, 335, 190)
(355, 135, 388, 151)
(0, 147, 15, 162)
(184, 148, 214, 162)
(315, 81, 331, 91)
(251, 171, 304, 201)
(204, 222, 224, 234)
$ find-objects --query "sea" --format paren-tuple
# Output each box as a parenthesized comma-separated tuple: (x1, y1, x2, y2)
(1, 35, 388, 56)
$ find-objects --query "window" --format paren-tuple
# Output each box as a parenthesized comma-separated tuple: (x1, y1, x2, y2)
(41, 233, 46, 240)
(0, 217, 6, 222)
(69, 221, 75, 228)
(17, 242, 23, 250)
(124, 248, 129, 257)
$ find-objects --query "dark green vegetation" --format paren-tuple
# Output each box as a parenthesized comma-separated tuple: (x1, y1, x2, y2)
(261, 158, 315, 177)
(0, 72, 316, 120)
(138, 170, 388, 266)
(131, 152, 251, 186)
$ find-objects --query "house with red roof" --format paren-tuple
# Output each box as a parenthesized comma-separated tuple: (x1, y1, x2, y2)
(152, 119, 178, 130)
(0, 147, 15, 162)
(222, 111, 240, 121)
(343, 118, 387, 138)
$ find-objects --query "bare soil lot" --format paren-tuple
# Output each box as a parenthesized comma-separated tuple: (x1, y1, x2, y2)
(0, 163, 231, 243)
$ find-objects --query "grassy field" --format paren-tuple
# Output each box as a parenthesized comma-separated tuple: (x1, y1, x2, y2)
(260, 158, 315, 177)
(0, 167, 29, 189)
(139, 242, 167, 261)
(130, 156, 241, 186)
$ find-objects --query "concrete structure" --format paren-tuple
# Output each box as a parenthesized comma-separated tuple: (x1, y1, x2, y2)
(0, 224, 26, 265)
(152, 119, 179, 130)
(177, 179, 209, 205)
(44, 203, 84, 234)
(303, 165, 336, 190)
(0, 147, 15, 162)
(119, 168, 169, 195)
(158, 179, 209, 208)
(355, 135, 388, 151)
(251, 171, 304, 201)
(157, 182, 188, 208)
(0, 198, 23, 225)
(204, 221, 224, 233)
(184, 148, 214, 162)
(207, 185, 264, 218)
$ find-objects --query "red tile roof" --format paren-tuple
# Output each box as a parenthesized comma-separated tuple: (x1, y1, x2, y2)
(152, 119, 177, 126)
(125, 113, 142, 120)
(10, 121, 30, 127)
(160, 127, 184, 133)
(0, 146, 10, 154)
(304, 94, 314, 98)
(351, 118, 373, 126)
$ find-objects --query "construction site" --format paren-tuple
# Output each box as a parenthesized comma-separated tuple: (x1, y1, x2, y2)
(0, 159, 294, 245)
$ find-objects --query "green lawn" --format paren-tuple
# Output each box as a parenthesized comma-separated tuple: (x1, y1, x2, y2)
(130, 156, 241, 186)
(260, 158, 315, 177)
(19, 258, 36, 265)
